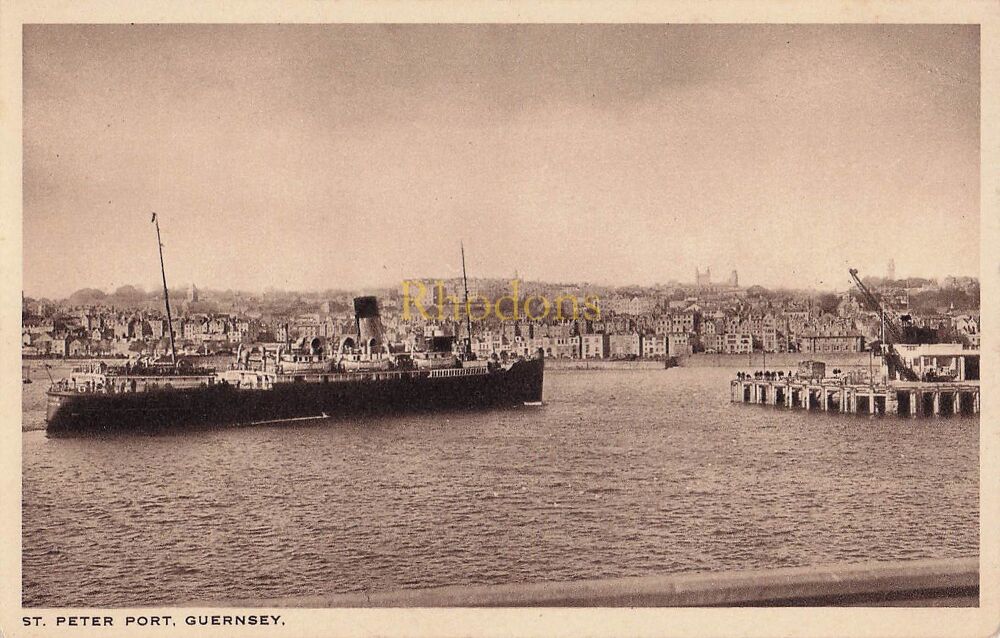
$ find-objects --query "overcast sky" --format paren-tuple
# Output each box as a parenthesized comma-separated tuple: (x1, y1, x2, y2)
(23, 24, 979, 298)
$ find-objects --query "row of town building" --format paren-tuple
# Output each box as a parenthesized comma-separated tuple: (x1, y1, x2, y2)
(22, 280, 980, 359)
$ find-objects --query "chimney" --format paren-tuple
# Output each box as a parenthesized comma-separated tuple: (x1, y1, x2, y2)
(353, 296, 385, 352)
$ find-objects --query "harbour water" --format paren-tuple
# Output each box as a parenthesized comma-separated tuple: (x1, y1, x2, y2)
(22, 367, 978, 607)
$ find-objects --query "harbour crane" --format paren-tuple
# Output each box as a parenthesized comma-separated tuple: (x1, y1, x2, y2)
(848, 268, 919, 381)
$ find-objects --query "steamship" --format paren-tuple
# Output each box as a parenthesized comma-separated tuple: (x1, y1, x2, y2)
(45, 295, 545, 436)
(43, 216, 544, 436)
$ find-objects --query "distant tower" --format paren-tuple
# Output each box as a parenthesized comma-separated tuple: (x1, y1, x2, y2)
(187, 284, 199, 302)
(695, 268, 712, 287)
(887, 259, 896, 282)
(729, 269, 739, 287)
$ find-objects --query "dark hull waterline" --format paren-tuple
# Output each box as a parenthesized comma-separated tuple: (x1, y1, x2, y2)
(46, 357, 544, 437)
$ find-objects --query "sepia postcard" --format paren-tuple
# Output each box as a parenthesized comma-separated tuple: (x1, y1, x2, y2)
(1, 1, 998, 637)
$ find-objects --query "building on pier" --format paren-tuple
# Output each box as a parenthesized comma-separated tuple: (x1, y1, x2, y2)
(891, 344, 979, 382)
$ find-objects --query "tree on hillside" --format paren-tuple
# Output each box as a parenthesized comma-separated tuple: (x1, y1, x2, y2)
(67, 288, 107, 305)
(816, 293, 841, 315)
(909, 289, 980, 313)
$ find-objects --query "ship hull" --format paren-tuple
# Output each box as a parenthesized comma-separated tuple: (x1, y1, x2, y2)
(45, 357, 544, 436)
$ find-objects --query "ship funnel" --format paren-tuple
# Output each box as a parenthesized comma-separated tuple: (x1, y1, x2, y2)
(353, 296, 385, 352)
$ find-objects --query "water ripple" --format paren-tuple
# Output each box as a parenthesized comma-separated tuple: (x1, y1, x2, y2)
(22, 368, 978, 606)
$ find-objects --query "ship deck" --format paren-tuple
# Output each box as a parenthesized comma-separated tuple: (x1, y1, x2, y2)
(46, 362, 502, 396)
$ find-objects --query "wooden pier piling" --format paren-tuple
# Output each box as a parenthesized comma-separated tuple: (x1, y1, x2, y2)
(731, 377, 979, 417)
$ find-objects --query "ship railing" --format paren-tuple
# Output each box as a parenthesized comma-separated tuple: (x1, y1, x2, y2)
(49, 374, 217, 394)
(272, 369, 433, 384)
(265, 366, 491, 384)
(428, 366, 491, 378)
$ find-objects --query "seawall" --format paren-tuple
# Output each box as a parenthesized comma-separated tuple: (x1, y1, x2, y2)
(676, 352, 871, 369)
(545, 353, 872, 371)
(546, 359, 665, 370)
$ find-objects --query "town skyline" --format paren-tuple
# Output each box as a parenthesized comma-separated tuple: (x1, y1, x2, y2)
(23, 24, 979, 299)
(22, 258, 980, 362)
(21, 264, 980, 303)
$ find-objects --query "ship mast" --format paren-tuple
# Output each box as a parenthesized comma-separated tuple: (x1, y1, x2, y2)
(151, 212, 178, 366)
(460, 241, 473, 358)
